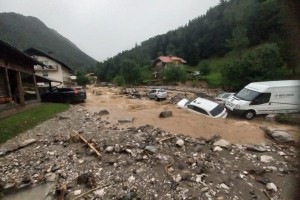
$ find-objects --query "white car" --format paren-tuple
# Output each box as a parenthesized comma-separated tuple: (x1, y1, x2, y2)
(177, 97, 227, 118)
(215, 92, 235, 104)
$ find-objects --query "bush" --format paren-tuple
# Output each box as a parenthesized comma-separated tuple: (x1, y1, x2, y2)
(221, 43, 286, 90)
(199, 61, 211, 78)
(275, 113, 300, 125)
(77, 72, 90, 86)
(113, 75, 126, 86)
(120, 59, 142, 85)
(162, 65, 188, 83)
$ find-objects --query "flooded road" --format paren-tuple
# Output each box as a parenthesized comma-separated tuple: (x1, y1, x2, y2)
(83, 86, 299, 144)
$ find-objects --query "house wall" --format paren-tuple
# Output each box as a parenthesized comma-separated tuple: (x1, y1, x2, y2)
(33, 56, 72, 87)
(61, 67, 73, 86)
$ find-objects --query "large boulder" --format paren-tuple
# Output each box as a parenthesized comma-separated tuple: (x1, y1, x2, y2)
(159, 111, 173, 118)
(260, 126, 294, 143)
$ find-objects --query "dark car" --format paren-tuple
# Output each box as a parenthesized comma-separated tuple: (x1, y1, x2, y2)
(40, 86, 86, 103)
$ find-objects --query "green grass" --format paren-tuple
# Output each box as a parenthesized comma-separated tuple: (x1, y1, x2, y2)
(275, 113, 299, 125)
(200, 52, 240, 72)
(206, 72, 222, 87)
(0, 103, 69, 144)
(181, 52, 240, 88)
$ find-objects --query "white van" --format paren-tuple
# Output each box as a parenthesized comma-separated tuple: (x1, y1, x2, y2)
(225, 80, 300, 119)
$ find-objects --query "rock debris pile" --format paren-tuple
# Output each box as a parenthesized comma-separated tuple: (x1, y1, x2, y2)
(0, 105, 299, 200)
(120, 88, 142, 99)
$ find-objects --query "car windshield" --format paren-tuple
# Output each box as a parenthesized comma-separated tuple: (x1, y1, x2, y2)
(210, 104, 225, 117)
(235, 88, 260, 101)
(216, 93, 225, 98)
(184, 100, 193, 106)
(222, 93, 231, 98)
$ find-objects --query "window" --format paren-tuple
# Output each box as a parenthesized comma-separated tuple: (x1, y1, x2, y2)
(42, 71, 48, 77)
(58, 88, 72, 92)
(222, 93, 231, 98)
(251, 93, 271, 105)
(210, 105, 225, 116)
(194, 106, 209, 115)
(235, 88, 260, 101)
(187, 105, 209, 116)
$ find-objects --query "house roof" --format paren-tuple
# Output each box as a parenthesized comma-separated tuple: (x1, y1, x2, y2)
(24, 48, 73, 72)
(157, 56, 187, 64)
(0, 40, 45, 67)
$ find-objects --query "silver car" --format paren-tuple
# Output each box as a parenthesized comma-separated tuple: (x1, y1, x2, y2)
(147, 89, 167, 101)
(215, 92, 235, 105)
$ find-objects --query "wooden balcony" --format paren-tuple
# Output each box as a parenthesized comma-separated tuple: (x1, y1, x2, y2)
(34, 65, 58, 71)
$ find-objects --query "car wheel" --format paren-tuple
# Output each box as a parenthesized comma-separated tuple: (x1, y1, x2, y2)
(155, 96, 159, 101)
(244, 110, 255, 120)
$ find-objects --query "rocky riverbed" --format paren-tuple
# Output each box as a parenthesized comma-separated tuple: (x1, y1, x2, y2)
(0, 105, 299, 200)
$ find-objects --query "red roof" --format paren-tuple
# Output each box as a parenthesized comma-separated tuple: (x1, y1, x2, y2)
(158, 56, 187, 64)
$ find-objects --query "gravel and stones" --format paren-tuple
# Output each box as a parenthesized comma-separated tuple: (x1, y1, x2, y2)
(0, 105, 299, 200)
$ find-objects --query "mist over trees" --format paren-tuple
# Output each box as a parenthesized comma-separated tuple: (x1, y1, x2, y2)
(94, 0, 298, 86)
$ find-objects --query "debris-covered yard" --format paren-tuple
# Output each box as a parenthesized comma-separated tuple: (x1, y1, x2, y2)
(0, 86, 299, 200)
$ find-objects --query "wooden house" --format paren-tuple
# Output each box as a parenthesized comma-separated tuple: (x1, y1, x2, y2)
(152, 56, 187, 78)
(0, 40, 59, 118)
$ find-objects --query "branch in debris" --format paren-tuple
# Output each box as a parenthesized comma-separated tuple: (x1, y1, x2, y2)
(72, 130, 101, 157)
(263, 189, 273, 200)
(72, 183, 111, 200)
(159, 136, 175, 144)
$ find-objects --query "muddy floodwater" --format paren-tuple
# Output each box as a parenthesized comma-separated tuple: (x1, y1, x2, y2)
(2, 183, 54, 200)
(83, 86, 299, 144)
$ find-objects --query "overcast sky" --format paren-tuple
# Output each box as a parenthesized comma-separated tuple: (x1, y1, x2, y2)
(0, 0, 219, 62)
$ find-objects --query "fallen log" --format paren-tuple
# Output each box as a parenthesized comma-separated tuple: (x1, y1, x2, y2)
(159, 136, 175, 144)
(72, 183, 111, 200)
(72, 130, 101, 157)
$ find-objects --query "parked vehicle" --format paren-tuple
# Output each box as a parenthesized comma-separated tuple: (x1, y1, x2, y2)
(147, 89, 167, 101)
(225, 80, 300, 119)
(177, 97, 227, 118)
(215, 92, 235, 105)
(40, 86, 86, 103)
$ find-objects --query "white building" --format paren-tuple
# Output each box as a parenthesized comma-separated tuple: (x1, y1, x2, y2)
(24, 48, 76, 87)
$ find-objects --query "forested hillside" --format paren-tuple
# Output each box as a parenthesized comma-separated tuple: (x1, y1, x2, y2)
(0, 12, 97, 70)
(96, 0, 299, 86)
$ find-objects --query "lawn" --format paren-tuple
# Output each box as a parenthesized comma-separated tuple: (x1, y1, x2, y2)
(0, 103, 69, 144)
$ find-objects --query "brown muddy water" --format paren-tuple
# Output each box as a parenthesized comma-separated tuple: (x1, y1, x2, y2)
(2, 183, 54, 200)
(83, 86, 299, 144)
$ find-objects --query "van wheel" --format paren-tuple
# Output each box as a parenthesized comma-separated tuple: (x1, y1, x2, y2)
(244, 110, 255, 120)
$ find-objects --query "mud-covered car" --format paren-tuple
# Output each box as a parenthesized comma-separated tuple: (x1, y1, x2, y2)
(177, 97, 227, 118)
